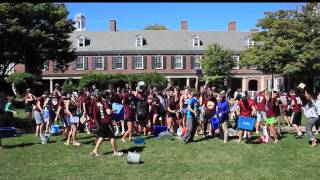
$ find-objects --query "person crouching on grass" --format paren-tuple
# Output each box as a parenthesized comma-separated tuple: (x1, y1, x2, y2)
(182, 91, 199, 144)
(265, 90, 279, 144)
(90, 92, 123, 157)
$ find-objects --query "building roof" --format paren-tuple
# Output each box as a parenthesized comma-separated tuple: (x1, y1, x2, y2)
(70, 30, 253, 54)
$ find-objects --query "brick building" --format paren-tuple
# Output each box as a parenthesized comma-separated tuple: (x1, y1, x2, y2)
(15, 13, 298, 94)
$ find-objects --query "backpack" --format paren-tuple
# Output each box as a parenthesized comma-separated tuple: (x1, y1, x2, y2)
(136, 98, 148, 115)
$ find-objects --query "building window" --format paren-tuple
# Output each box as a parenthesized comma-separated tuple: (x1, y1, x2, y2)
(135, 56, 143, 69)
(247, 38, 255, 47)
(275, 78, 283, 91)
(174, 56, 183, 69)
(93, 56, 104, 70)
(76, 57, 84, 70)
(155, 56, 163, 69)
(193, 36, 200, 47)
(115, 56, 124, 69)
(43, 61, 49, 71)
(194, 55, 202, 68)
(232, 54, 240, 69)
(136, 36, 143, 47)
(248, 80, 258, 91)
(78, 37, 85, 47)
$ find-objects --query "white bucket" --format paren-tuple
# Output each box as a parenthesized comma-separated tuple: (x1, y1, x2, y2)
(40, 133, 50, 144)
(127, 151, 140, 164)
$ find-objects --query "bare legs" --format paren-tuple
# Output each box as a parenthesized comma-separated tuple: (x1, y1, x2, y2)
(65, 124, 80, 146)
(122, 121, 133, 143)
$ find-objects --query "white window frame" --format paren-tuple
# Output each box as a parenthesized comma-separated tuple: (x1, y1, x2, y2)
(78, 36, 85, 47)
(93, 56, 104, 70)
(135, 56, 144, 69)
(232, 54, 240, 69)
(194, 55, 202, 69)
(136, 36, 143, 47)
(43, 61, 49, 71)
(174, 55, 183, 69)
(193, 36, 200, 47)
(247, 38, 255, 47)
(154, 55, 163, 69)
(115, 56, 124, 70)
(76, 57, 85, 70)
(274, 77, 283, 92)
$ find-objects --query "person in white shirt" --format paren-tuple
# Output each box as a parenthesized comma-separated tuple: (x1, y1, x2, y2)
(315, 93, 320, 134)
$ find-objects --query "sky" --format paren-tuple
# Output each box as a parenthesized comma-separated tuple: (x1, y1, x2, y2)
(64, 3, 305, 32)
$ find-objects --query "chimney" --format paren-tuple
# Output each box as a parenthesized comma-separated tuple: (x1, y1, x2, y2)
(109, 19, 116, 32)
(250, 28, 259, 32)
(228, 21, 236, 32)
(181, 20, 187, 31)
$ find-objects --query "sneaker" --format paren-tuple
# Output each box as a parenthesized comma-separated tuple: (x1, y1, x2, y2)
(64, 141, 70, 145)
(113, 152, 123, 157)
(72, 141, 81, 146)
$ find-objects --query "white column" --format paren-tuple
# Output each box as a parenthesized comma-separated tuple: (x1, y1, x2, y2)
(186, 77, 190, 87)
(195, 77, 199, 90)
(50, 79, 53, 93)
(167, 78, 171, 87)
(260, 77, 264, 91)
(242, 77, 246, 91)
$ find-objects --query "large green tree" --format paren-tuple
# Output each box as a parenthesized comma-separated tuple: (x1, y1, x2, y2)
(0, 3, 76, 82)
(201, 43, 234, 89)
(143, 24, 168, 30)
(240, 3, 320, 76)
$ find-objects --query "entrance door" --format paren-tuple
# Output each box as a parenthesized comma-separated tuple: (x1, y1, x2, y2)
(231, 78, 242, 92)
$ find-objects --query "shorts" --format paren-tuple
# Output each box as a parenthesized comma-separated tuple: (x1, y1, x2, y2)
(256, 111, 266, 122)
(292, 111, 302, 126)
(124, 117, 134, 123)
(167, 112, 176, 119)
(25, 104, 33, 113)
(265, 117, 276, 125)
(136, 113, 148, 127)
(202, 113, 214, 123)
(284, 109, 292, 117)
(97, 123, 115, 138)
(34, 111, 44, 125)
(63, 117, 77, 127)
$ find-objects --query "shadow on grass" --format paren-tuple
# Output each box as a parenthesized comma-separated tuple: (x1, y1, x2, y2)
(102, 146, 146, 155)
(3, 142, 35, 149)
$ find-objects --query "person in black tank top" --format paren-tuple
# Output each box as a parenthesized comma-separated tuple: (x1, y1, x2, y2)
(64, 94, 81, 146)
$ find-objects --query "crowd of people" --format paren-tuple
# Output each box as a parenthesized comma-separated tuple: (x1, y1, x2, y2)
(1, 81, 320, 153)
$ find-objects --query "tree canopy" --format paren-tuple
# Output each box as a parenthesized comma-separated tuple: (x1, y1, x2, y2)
(240, 3, 320, 76)
(201, 43, 234, 89)
(0, 3, 76, 81)
(143, 24, 168, 30)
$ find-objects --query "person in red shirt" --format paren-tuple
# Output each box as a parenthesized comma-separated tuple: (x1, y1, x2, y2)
(280, 92, 292, 127)
(121, 91, 134, 143)
(237, 95, 256, 143)
(265, 90, 279, 143)
(90, 92, 123, 157)
(290, 89, 303, 137)
(255, 90, 267, 134)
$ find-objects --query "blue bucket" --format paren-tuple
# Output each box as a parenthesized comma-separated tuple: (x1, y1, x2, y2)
(133, 137, 145, 145)
(51, 124, 60, 135)
(211, 117, 220, 129)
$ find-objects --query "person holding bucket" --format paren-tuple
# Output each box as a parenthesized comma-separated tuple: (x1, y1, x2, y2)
(90, 92, 123, 157)
(64, 94, 81, 146)
(237, 95, 256, 143)
(216, 90, 230, 143)
(182, 91, 199, 144)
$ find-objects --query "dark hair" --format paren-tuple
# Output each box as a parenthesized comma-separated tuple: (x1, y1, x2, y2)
(235, 94, 242, 101)
(242, 96, 249, 108)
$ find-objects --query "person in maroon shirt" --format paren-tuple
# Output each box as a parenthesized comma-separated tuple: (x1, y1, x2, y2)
(254, 90, 267, 134)
(290, 89, 303, 137)
(202, 90, 217, 138)
(90, 93, 123, 157)
(166, 88, 177, 133)
(80, 90, 92, 134)
(280, 92, 292, 127)
(237, 96, 256, 143)
(265, 90, 279, 143)
(149, 93, 160, 134)
(174, 87, 182, 127)
(121, 91, 134, 143)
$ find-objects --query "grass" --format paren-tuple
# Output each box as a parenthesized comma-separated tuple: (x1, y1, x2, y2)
(1, 110, 320, 180)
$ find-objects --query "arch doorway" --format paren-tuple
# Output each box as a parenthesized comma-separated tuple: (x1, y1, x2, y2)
(248, 80, 258, 91)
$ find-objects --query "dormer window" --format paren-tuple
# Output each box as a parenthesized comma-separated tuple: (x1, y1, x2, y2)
(247, 38, 255, 47)
(193, 36, 200, 47)
(136, 35, 143, 47)
(78, 36, 85, 47)
(78, 35, 90, 47)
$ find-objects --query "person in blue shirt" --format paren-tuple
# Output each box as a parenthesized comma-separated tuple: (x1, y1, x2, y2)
(216, 90, 230, 143)
(182, 91, 199, 144)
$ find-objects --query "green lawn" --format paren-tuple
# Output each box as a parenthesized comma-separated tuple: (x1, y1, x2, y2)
(1, 110, 320, 180)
